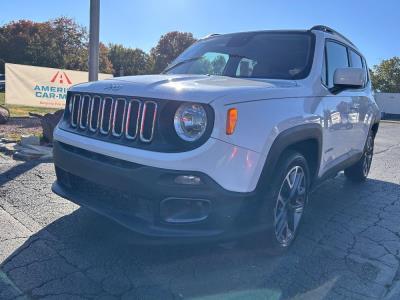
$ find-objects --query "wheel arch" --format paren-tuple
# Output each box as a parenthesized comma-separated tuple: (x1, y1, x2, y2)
(371, 122, 379, 138)
(256, 123, 323, 192)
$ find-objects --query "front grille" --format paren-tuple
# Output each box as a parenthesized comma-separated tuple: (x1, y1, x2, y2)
(125, 99, 141, 140)
(61, 91, 214, 153)
(67, 93, 158, 143)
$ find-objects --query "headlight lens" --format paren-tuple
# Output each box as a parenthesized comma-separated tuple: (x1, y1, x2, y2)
(174, 103, 207, 142)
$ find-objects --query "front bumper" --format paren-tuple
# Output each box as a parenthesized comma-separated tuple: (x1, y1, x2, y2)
(52, 141, 266, 242)
(53, 127, 264, 193)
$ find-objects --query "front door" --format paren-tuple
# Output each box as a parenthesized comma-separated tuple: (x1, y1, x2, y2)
(320, 40, 357, 173)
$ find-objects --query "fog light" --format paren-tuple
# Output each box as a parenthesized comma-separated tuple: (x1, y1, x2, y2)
(160, 198, 210, 223)
(174, 175, 202, 185)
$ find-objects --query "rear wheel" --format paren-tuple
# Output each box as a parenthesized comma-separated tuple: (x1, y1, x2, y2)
(344, 131, 375, 182)
(259, 151, 310, 254)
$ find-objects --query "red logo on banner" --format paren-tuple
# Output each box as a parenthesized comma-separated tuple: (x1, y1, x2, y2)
(50, 71, 72, 84)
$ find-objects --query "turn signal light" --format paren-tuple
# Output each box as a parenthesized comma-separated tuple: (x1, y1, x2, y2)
(226, 108, 238, 135)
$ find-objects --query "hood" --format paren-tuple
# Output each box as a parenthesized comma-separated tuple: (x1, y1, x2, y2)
(69, 74, 299, 104)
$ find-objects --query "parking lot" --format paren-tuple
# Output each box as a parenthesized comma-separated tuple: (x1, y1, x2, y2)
(0, 122, 399, 300)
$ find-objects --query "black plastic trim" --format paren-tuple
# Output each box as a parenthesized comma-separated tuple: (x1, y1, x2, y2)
(314, 152, 363, 186)
(256, 124, 323, 190)
(311, 25, 355, 47)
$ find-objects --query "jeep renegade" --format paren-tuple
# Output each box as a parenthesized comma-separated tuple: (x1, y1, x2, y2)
(52, 26, 380, 251)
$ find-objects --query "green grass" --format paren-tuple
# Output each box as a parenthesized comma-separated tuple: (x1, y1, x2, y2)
(0, 92, 58, 117)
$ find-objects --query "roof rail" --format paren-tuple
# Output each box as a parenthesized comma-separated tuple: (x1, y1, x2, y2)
(200, 33, 220, 40)
(310, 25, 355, 47)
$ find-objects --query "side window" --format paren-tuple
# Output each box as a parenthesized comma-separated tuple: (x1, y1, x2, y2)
(325, 41, 349, 88)
(350, 50, 367, 88)
(349, 50, 363, 68)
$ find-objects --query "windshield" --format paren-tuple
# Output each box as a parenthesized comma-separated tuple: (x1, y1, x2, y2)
(165, 32, 315, 80)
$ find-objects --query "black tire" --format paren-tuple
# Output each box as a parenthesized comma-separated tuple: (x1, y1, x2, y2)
(256, 150, 310, 255)
(344, 131, 375, 182)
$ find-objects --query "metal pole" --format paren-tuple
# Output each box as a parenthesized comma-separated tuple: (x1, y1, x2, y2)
(88, 0, 100, 81)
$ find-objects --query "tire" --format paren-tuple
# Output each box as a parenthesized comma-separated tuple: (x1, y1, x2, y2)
(256, 150, 310, 254)
(344, 131, 375, 182)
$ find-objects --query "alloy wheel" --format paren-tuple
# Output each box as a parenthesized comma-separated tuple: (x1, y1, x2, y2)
(363, 134, 374, 177)
(273, 165, 307, 247)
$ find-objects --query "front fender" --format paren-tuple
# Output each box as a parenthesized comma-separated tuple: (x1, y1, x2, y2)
(255, 123, 323, 190)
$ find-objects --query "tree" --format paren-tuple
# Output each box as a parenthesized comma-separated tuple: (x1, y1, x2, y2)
(98, 43, 113, 74)
(0, 18, 112, 74)
(211, 55, 227, 75)
(150, 31, 196, 73)
(187, 55, 227, 75)
(370, 57, 400, 93)
(50, 17, 88, 71)
(0, 18, 89, 73)
(108, 44, 151, 76)
(0, 20, 43, 72)
(0, 20, 200, 76)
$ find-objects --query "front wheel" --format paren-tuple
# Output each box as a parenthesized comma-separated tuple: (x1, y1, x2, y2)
(344, 131, 375, 182)
(259, 151, 310, 254)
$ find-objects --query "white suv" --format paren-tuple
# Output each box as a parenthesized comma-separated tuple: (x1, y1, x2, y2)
(53, 26, 380, 251)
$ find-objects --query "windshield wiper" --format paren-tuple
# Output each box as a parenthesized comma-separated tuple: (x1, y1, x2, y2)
(163, 56, 203, 73)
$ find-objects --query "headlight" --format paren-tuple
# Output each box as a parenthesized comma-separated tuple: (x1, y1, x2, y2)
(174, 103, 207, 142)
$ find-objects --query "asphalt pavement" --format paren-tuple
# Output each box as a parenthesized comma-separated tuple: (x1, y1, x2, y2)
(1, 122, 400, 300)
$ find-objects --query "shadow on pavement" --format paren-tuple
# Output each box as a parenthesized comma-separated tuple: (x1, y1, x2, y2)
(0, 160, 42, 187)
(1, 175, 399, 299)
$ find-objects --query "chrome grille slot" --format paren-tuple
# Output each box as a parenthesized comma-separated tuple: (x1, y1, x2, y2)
(71, 94, 81, 127)
(125, 99, 141, 140)
(89, 96, 101, 132)
(140, 101, 157, 143)
(79, 95, 91, 129)
(100, 97, 114, 135)
(112, 98, 127, 137)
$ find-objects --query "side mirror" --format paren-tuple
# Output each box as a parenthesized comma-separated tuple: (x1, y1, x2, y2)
(333, 68, 365, 89)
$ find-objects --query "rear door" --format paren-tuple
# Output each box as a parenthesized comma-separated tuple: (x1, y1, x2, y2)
(347, 49, 371, 153)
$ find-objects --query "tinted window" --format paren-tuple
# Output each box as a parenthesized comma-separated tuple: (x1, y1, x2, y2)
(165, 32, 315, 80)
(325, 41, 349, 88)
(0, 75, 5, 80)
(350, 50, 363, 68)
(186, 52, 229, 75)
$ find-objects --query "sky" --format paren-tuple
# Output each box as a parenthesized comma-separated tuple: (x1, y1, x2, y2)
(1, 0, 399, 66)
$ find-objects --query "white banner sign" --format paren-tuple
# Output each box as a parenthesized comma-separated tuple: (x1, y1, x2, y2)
(5, 63, 112, 108)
